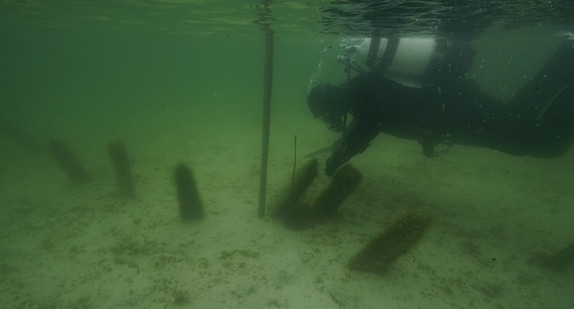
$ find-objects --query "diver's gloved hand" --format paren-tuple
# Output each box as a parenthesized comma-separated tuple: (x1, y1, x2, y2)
(326, 155, 346, 176)
(325, 139, 345, 176)
(325, 157, 338, 176)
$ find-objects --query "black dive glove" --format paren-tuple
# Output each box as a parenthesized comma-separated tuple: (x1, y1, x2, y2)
(325, 139, 347, 176)
(325, 155, 342, 176)
(326, 135, 371, 176)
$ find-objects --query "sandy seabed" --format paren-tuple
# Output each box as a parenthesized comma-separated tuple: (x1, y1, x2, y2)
(1, 113, 573, 309)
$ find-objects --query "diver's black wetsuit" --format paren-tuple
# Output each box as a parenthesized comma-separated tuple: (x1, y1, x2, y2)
(324, 42, 574, 176)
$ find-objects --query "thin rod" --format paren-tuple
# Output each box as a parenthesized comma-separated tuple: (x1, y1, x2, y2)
(290, 135, 297, 194)
(258, 22, 274, 218)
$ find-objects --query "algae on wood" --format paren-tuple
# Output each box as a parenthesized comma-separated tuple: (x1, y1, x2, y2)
(107, 141, 135, 199)
(538, 241, 574, 271)
(348, 213, 432, 274)
(49, 139, 90, 184)
(313, 164, 362, 216)
(174, 163, 204, 221)
(274, 159, 318, 214)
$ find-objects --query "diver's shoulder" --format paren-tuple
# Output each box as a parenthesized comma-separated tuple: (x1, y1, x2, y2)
(350, 71, 398, 86)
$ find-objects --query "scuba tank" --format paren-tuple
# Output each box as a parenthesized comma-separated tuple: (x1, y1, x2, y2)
(338, 36, 448, 88)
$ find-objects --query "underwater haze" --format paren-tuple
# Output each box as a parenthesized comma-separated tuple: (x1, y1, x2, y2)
(1, 1, 574, 308)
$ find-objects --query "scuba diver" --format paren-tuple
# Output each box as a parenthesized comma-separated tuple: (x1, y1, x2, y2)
(308, 37, 574, 176)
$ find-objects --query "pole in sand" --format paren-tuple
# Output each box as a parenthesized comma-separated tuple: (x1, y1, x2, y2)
(257, 0, 274, 218)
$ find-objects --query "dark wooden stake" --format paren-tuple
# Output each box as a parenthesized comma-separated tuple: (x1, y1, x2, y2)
(107, 141, 135, 199)
(313, 164, 362, 216)
(174, 163, 204, 221)
(49, 139, 90, 184)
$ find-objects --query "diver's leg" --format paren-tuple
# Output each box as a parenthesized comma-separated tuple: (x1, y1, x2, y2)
(506, 42, 574, 157)
(508, 41, 574, 120)
(536, 82, 574, 157)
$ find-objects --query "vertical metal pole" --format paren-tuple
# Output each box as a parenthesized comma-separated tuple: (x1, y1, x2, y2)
(258, 10, 274, 218)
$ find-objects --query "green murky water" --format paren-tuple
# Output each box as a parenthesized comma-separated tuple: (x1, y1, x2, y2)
(1, 1, 574, 308)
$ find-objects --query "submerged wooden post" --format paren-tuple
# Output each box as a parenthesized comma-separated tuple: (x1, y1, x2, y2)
(348, 213, 432, 274)
(275, 158, 318, 215)
(313, 164, 362, 216)
(257, 0, 274, 218)
(49, 139, 90, 184)
(174, 163, 204, 221)
(538, 241, 574, 271)
(274, 159, 318, 229)
(107, 141, 135, 199)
